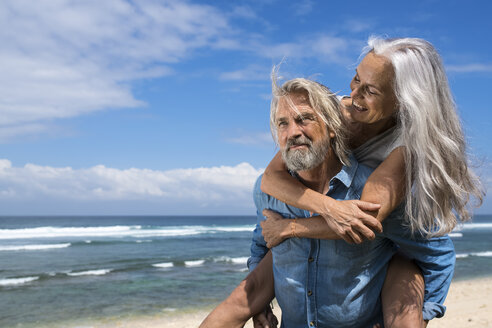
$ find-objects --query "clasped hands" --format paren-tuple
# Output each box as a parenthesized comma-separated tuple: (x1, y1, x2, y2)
(261, 199, 383, 248)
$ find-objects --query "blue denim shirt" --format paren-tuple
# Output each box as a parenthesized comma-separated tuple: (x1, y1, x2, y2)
(248, 156, 455, 327)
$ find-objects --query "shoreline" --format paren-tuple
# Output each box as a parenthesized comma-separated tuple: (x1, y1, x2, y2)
(34, 275, 491, 328)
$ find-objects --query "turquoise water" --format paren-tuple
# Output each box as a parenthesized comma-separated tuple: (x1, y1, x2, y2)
(0, 215, 491, 327)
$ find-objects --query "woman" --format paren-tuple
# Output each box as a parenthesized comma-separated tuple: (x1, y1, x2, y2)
(201, 37, 484, 328)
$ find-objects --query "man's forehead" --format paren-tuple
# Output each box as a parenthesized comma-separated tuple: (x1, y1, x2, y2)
(276, 93, 316, 117)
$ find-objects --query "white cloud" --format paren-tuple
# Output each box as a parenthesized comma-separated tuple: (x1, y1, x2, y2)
(0, 159, 264, 213)
(219, 65, 270, 81)
(0, 0, 233, 133)
(226, 132, 273, 145)
(292, 0, 313, 16)
(251, 35, 355, 64)
(344, 19, 374, 33)
(447, 64, 492, 73)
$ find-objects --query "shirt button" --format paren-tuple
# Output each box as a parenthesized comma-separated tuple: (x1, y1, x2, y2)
(308, 257, 314, 262)
(310, 321, 315, 326)
(307, 290, 313, 296)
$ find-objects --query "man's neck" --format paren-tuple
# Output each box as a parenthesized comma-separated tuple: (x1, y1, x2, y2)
(296, 151, 342, 195)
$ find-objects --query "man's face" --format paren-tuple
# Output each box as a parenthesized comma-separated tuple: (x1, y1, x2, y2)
(275, 92, 334, 172)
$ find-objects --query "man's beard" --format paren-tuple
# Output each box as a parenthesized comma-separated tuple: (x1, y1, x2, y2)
(281, 135, 331, 172)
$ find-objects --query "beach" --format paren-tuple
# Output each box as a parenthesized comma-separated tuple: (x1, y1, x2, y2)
(75, 276, 491, 328)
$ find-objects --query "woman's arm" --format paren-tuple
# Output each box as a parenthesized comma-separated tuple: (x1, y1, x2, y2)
(199, 251, 275, 328)
(261, 147, 406, 245)
(261, 152, 383, 243)
(359, 147, 406, 221)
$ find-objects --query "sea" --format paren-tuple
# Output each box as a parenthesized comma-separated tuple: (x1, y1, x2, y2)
(0, 214, 491, 328)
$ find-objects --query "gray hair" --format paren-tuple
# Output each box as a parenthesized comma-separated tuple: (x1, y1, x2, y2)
(366, 36, 484, 236)
(270, 72, 350, 166)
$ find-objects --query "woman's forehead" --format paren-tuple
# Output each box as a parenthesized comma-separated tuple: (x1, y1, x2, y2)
(358, 52, 395, 89)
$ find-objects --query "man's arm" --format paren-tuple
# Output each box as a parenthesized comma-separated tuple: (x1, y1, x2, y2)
(199, 252, 275, 328)
(248, 177, 271, 271)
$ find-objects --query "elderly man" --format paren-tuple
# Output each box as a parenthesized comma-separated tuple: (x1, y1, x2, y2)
(247, 78, 395, 327)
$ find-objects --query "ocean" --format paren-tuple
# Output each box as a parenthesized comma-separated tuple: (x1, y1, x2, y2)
(0, 215, 491, 327)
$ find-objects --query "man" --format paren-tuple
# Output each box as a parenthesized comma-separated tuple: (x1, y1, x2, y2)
(247, 78, 394, 327)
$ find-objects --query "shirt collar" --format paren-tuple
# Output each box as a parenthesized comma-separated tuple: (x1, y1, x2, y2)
(331, 154, 359, 189)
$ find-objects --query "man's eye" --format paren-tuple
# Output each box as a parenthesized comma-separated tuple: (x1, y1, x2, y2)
(367, 88, 377, 95)
(278, 121, 287, 127)
(353, 75, 360, 83)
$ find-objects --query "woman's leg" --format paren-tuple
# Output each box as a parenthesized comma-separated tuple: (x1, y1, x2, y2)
(382, 253, 427, 328)
(199, 251, 275, 328)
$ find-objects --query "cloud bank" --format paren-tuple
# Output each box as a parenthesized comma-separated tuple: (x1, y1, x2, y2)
(0, 159, 263, 214)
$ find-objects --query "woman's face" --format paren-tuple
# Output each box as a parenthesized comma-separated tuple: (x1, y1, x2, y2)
(348, 52, 398, 126)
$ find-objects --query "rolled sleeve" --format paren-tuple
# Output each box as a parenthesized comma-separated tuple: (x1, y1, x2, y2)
(248, 175, 269, 272)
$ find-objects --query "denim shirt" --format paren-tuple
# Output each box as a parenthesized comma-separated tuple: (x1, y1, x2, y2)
(249, 157, 394, 327)
(248, 156, 455, 327)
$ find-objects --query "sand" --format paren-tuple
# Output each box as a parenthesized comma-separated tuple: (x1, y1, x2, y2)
(73, 276, 492, 328)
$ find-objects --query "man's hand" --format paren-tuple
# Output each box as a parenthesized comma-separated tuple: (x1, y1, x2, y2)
(261, 210, 290, 248)
(253, 305, 278, 328)
(322, 199, 383, 244)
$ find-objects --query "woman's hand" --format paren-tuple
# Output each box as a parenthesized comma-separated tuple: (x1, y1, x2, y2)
(320, 198, 383, 244)
(260, 210, 291, 248)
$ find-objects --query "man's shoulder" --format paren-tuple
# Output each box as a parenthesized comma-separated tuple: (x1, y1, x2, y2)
(253, 174, 307, 218)
(350, 161, 374, 193)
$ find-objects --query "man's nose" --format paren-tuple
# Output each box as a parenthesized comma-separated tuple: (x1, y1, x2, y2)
(286, 122, 302, 138)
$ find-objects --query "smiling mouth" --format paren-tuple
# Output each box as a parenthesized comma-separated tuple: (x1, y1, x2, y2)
(352, 100, 367, 112)
(289, 144, 308, 150)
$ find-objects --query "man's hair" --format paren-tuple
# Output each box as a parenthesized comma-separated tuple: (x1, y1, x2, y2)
(270, 74, 350, 166)
(366, 36, 484, 236)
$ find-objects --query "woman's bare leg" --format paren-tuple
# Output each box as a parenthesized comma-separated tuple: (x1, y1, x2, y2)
(382, 253, 427, 328)
(200, 251, 275, 328)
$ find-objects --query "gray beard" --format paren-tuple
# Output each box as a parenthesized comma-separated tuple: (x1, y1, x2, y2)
(281, 135, 331, 172)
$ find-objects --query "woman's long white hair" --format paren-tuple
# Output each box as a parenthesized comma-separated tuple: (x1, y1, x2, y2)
(367, 37, 484, 236)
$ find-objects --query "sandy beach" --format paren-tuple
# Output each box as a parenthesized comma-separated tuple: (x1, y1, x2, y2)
(77, 276, 492, 328)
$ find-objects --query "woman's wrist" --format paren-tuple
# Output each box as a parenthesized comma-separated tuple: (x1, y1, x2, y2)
(280, 219, 294, 239)
(318, 196, 335, 220)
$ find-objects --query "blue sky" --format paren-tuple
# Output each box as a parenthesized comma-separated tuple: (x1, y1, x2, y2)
(0, 0, 491, 215)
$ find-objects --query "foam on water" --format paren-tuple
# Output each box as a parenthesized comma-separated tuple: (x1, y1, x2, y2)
(230, 257, 249, 264)
(213, 256, 249, 264)
(456, 251, 492, 259)
(67, 269, 112, 276)
(0, 243, 71, 251)
(152, 262, 174, 268)
(0, 224, 254, 239)
(454, 223, 492, 231)
(185, 260, 205, 267)
(449, 233, 463, 238)
(473, 251, 492, 257)
(0, 276, 39, 286)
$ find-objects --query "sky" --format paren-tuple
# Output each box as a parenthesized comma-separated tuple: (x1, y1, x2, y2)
(0, 0, 491, 215)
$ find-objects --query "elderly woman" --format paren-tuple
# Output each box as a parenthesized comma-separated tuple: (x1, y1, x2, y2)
(201, 37, 484, 328)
